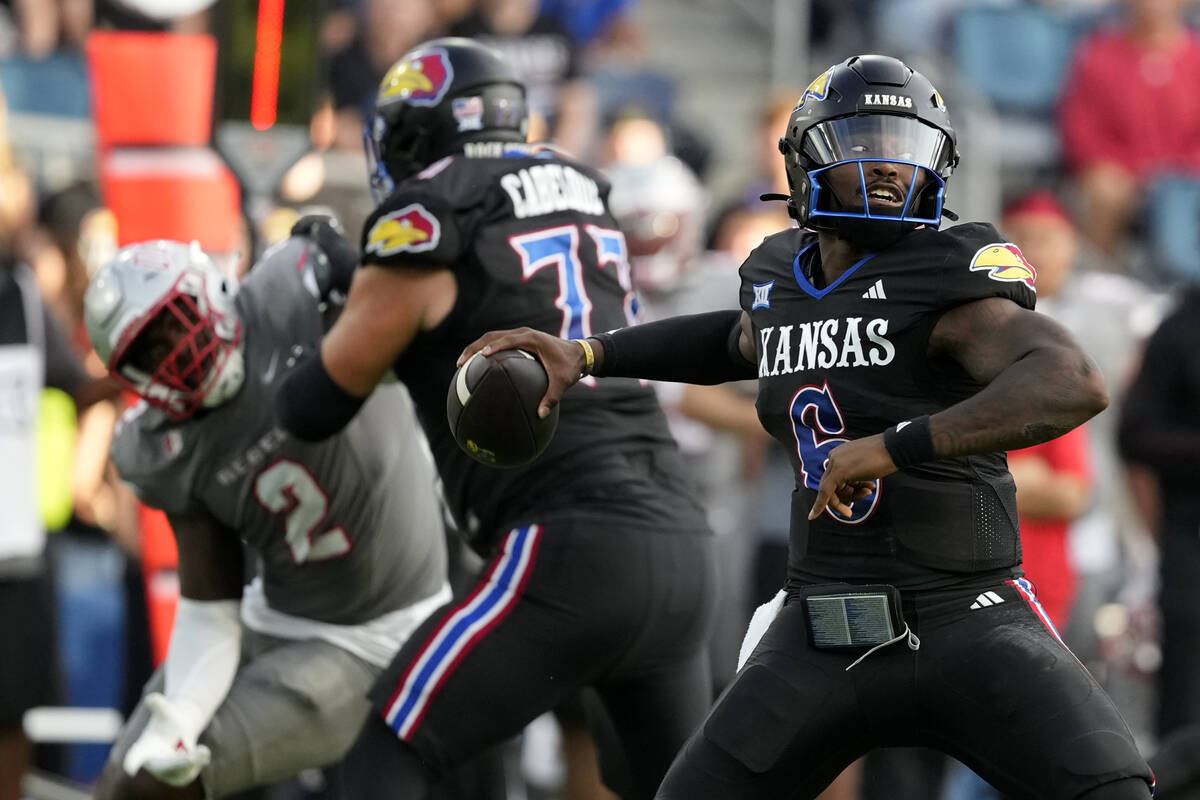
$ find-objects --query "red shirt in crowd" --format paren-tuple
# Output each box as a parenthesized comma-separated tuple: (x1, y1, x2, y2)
(1059, 26, 1200, 180)
(1011, 424, 1092, 629)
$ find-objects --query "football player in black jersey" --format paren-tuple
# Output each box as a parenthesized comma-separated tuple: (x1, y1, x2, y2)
(462, 55, 1156, 800)
(278, 38, 718, 799)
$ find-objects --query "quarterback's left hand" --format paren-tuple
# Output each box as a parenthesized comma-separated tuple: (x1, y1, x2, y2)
(122, 693, 211, 787)
(809, 434, 897, 520)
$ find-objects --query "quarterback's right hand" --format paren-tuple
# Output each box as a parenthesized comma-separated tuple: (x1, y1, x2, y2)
(458, 328, 589, 418)
(122, 693, 212, 787)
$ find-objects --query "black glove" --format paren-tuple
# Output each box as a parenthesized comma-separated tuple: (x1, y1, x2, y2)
(291, 214, 359, 294)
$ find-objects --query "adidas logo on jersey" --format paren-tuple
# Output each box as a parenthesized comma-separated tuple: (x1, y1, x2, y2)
(970, 591, 1004, 610)
(862, 279, 887, 300)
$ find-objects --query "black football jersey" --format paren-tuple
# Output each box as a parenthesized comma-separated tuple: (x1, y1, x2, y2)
(360, 144, 681, 541)
(740, 222, 1038, 588)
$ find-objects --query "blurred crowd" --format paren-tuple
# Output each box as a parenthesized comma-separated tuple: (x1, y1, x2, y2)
(1, 0, 1199, 798)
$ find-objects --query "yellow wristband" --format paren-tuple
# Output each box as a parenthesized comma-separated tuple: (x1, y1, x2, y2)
(573, 338, 595, 375)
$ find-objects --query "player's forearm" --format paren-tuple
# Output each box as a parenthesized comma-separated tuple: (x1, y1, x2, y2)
(161, 598, 242, 736)
(589, 310, 755, 385)
(930, 346, 1108, 458)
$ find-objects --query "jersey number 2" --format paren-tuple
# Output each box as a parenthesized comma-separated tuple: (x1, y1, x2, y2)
(254, 459, 352, 563)
(791, 384, 880, 524)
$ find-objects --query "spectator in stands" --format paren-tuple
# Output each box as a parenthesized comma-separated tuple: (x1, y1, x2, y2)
(7, 0, 91, 56)
(728, 88, 800, 213)
(1000, 190, 1164, 653)
(540, 0, 643, 65)
(1058, 0, 1200, 259)
(0, 208, 119, 800)
(327, 0, 438, 150)
(941, 189, 1162, 800)
(1118, 281, 1200, 753)
(451, 0, 597, 156)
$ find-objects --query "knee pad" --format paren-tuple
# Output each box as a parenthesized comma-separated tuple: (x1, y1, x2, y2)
(1076, 776, 1153, 800)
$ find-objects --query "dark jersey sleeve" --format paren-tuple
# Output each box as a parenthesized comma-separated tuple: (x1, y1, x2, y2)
(360, 177, 467, 269)
(935, 222, 1038, 311)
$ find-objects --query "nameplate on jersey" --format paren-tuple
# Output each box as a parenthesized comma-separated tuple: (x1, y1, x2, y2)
(500, 164, 604, 219)
(800, 584, 906, 650)
(365, 204, 442, 257)
(757, 318, 895, 377)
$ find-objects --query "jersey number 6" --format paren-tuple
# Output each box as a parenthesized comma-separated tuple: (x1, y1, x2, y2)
(790, 383, 881, 524)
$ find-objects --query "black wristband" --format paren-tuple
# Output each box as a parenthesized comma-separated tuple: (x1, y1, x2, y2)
(883, 415, 935, 469)
(278, 350, 367, 442)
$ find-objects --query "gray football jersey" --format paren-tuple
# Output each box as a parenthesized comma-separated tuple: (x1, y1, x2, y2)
(111, 237, 447, 624)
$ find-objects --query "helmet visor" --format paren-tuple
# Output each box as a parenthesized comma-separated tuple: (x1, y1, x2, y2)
(801, 115, 954, 176)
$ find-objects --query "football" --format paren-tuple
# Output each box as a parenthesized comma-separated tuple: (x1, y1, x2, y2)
(446, 349, 560, 468)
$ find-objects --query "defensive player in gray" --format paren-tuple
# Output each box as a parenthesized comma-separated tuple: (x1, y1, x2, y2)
(86, 225, 450, 799)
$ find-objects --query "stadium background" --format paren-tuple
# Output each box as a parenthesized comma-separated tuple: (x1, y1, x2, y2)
(3, 0, 1198, 798)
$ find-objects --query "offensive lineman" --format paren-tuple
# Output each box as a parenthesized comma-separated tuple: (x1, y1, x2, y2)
(278, 38, 718, 800)
(462, 56, 1156, 799)
(87, 227, 450, 799)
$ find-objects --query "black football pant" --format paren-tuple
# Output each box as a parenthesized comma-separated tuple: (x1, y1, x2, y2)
(655, 578, 1153, 800)
(351, 510, 718, 800)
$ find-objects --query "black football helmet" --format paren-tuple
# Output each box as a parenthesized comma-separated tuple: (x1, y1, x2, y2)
(365, 37, 529, 203)
(779, 55, 959, 250)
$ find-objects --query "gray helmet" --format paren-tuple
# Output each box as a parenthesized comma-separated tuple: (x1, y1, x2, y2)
(84, 240, 245, 418)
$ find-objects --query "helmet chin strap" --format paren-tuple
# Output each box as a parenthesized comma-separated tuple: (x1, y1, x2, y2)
(201, 344, 246, 409)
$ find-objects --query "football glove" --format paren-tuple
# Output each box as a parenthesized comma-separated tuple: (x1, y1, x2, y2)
(291, 213, 359, 294)
(122, 693, 212, 787)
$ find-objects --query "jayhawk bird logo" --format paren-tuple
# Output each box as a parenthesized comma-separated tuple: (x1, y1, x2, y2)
(365, 204, 441, 256)
(378, 50, 453, 107)
(795, 69, 833, 111)
(968, 243, 1037, 291)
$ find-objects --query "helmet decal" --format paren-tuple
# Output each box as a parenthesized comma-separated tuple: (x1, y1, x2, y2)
(451, 96, 484, 132)
(378, 49, 454, 107)
(365, 204, 441, 256)
(795, 68, 834, 111)
(968, 243, 1038, 291)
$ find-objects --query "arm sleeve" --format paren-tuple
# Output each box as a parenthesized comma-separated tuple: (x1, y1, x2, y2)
(160, 597, 242, 740)
(593, 309, 756, 384)
(277, 350, 367, 442)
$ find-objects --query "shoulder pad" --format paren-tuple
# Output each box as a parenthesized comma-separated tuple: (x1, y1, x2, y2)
(361, 187, 464, 268)
(110, 403, 197, 515)
(739, 227, 808, 282)
(937, 222, 1037, 310)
